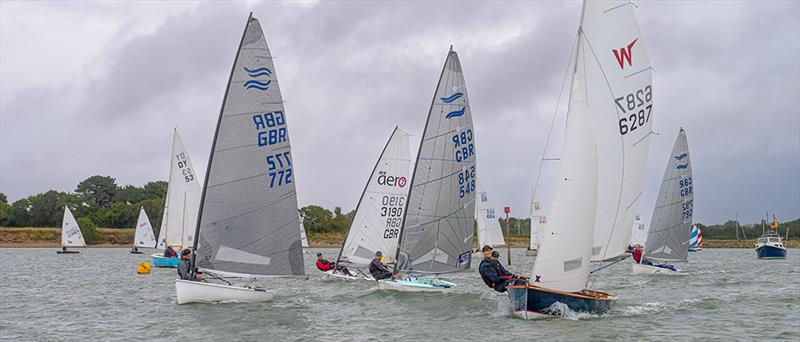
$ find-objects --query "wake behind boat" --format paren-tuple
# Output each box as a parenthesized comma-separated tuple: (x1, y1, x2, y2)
(381, 46, 477, 293)
(176, 13, 304, 304)
(509, 0, 654, 318)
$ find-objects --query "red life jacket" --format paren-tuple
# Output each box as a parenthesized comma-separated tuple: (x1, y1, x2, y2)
(316, 259, 333, 271)
(632, 249, 643, 263)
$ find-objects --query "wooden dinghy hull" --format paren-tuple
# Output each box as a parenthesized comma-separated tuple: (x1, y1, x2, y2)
(507, 285, 616, 319)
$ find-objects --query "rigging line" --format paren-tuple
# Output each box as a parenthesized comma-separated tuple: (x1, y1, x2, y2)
(589, 254, 630, 274)
(529, 32, 579, 212)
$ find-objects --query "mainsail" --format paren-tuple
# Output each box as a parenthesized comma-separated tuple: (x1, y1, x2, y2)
(339, 127, 411, 266)
(61, 207, 86, 247)
(585, 0, 654, 262)
(529, 200, 545, 251)
(644, 128, 693, 262)
(133, 207, 157, 248)
(395, 48, 477, 273)
(476, 182, 506, 248)
(158, 129, 201, 249)
(194, 15, 304, 277)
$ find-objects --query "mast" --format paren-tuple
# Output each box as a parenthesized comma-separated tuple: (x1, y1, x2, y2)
(189, 12, 253, 274)
(335, 126, 400, 268)
(393, 46, 453, 274)
(181, 192, 187, 249)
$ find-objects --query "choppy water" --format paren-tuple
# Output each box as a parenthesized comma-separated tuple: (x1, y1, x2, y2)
(1, 248, 798, 341)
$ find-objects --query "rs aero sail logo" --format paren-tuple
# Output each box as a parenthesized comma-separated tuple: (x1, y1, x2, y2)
(441, 92, 465, 119)
(612, 38, 638, 69)
(377, 171, 406, 188)
(243, 67, 272, 91)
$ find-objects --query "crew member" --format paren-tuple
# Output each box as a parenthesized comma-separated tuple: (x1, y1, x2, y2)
(177, 249, 201, 281)
(368, 251, 393, 280)
(316, 253, 353, 276)
(479, 245, 526, 292)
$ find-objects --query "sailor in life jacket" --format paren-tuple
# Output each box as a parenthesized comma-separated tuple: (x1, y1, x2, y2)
(479, 245, 526, 292)
(316, 253, 353, 276)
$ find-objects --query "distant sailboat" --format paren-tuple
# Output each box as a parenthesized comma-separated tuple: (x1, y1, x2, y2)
(58, 207, 85, 254)
(131, 207, 156, 254)
(476, 182, 506, 249)
(527, 200, 545, 256)
(508, 0, 654, 318)
(755, 214, 787, 259)
(153, 129, 201, 267)
(175, 13, 304, 304)
(299, 215, 309, 249)
(688, 224, 702, 252)
(330, 127, 411, 280)
(633, 128, 693, 275)
(383, 47, 476, 292)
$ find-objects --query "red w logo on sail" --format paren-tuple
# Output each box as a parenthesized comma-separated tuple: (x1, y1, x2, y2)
(612, 38, 638, 69)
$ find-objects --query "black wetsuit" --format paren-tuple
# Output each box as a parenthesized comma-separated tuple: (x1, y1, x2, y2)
(369, 259, 392, 280)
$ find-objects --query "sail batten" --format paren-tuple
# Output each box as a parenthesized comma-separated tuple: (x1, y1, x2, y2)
(194, 15, 304, 277)
(395, 49, 477, 273)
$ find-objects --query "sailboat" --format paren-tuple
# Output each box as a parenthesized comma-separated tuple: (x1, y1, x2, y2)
(688, 224, 702, 252)
(130, 207, 156, 254)
(175, 13, 304, 304)
(381, 47, 476, 292)
(632, 128, 693, 275)
(58, 206, 85, 254)
(476, 183, 506, 249)
(329, 126, 411, 280)
(299, 215, 309, 250)
(527, 200, 545, 256)
(153, 128, 202, 267)
(508, 0, 654, 318)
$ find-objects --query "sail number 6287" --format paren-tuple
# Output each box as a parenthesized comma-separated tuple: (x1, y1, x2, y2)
(615, 85, 652, 136)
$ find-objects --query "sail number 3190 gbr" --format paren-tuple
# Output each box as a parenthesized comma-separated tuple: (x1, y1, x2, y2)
(615, 85, 652, 136)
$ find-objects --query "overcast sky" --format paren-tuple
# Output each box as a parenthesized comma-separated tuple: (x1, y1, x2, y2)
(1, 1, 798, 225)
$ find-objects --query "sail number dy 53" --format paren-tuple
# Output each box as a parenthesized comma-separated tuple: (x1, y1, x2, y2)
(616, 85, 652, 136)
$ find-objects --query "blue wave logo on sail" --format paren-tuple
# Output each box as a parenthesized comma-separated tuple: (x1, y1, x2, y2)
(243, 67, 272, 91)
(676, 163, 688, 169)
(440, 92, 464, 103)
(674, 153, 688, 161)
(244, 80, 272, 91)
(445, 107, 466, 119)
(244, 67, 272, 77)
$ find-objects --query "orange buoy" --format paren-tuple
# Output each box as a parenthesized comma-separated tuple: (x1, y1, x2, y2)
(137, 262, 152, 274)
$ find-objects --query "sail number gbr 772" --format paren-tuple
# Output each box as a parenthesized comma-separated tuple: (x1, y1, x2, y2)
(615, 85, 652, 136)
(252, 111, 292, 188)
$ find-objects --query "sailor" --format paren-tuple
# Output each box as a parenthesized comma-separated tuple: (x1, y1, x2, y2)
(368, 251, 393, 280)
(632, 245, 644, 263)
(479, 245, 525, 292)
(164, 245, 177, 258)
(490, 250, 515, 282)
(316, 253, 353, 276)
(132, 246, 139, 253)
(177, 249, 201, 281)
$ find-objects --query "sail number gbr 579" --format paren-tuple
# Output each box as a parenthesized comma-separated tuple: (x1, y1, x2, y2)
(615, 85, 652, 136)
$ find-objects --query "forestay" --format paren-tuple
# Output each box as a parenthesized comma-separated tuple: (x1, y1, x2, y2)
(133, 207, 157, 248)
(61, 207, 86, 247)
(158, 129, 201, 249)
(194, 15, 304, 277)
(475, 182, 506, 248)
(644, 129, 693, 262)
(582, 0, 654, 261)
(396, 48, 477, 273)
(339, 127, 411, 266)
(530, 49, 597, 292)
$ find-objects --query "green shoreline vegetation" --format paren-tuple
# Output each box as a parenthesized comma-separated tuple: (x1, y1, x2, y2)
(0, 175, 797, 246)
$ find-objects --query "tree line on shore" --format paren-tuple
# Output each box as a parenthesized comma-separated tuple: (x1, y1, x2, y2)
(0, 175, 797, 242)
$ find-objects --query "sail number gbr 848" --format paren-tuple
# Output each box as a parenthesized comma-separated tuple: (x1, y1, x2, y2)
(615, 85, 652, 136)
(253, 111, 292, 188)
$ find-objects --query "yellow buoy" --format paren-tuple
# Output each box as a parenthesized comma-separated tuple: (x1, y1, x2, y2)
(137, 262, 151, 274)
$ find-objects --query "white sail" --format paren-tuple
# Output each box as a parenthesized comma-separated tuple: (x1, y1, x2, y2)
(194, 15, 304, 277)
(160, 129, 202, 249)
(133, 207, 157, 248)
(340, 127, 411, 265)
(629, 213, 647, 247)
(475, 182, 506, 248)
(585, 0, 654, 261)
(396, 48, 477, 273)
(644, 128, 693, 262)
(299, 216, 309, 248)
(156, 208, 167, 250)
(61, 207, 85, 247)
(529, 200, 545, 250)
(531, 51, 597, 292)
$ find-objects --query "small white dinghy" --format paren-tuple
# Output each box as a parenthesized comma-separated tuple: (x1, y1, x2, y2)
(175, 13, 305, 304)
(377, 276, 456, 293)
(57, 207, 85, 254)
(632, 128, 694, 275)
(175, 279, 274, 304)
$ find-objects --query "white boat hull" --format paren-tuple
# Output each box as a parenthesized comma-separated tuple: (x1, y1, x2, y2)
(175, 280, 274, 304)
(377, 277, 457, 293)
(631, 262, 682, 275)
(322, 270, 370, 281)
